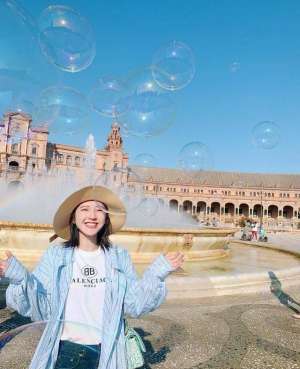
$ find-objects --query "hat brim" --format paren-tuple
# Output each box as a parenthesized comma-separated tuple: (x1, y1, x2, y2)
(53, 186, 127, 240)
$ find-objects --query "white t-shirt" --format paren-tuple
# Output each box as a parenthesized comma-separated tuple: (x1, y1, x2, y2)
(61, 247, 106, 345)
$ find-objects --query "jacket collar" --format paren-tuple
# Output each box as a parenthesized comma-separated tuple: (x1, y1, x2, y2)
(57, 244, 120, 270)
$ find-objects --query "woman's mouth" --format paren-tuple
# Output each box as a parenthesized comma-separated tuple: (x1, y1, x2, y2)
(84, 222, 98, 228)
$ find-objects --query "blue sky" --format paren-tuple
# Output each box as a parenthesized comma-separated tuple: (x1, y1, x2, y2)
(1, 0, 300, 174)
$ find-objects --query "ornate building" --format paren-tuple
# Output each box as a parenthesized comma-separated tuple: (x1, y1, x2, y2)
(1, 111, 300, 228)
(0, 112, 128, 183)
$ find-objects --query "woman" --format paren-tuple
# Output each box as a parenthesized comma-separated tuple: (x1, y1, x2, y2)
(0, 185, 184, 369)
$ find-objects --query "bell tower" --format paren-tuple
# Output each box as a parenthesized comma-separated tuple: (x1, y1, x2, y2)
(100, 122, 128, 173)
(105, 122, 123, 151)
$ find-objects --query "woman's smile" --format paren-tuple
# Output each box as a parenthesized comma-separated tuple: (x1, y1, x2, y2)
(75, 201, 107, 237)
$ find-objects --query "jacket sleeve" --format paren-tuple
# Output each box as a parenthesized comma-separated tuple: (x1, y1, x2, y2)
(5, 246, 54, 321)
(122, 249, 173, 318)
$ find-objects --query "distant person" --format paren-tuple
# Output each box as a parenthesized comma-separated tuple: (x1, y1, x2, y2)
(259, 225, 268, 242)
(211, 217, 218, 227)
(0, 185, 184, 369)
(251, 222, 258, 240)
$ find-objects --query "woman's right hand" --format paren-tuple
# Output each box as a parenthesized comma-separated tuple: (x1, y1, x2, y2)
(0, 251, 13, 277)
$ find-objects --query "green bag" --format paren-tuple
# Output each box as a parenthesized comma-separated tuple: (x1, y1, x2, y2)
(124, 319, 146, 369)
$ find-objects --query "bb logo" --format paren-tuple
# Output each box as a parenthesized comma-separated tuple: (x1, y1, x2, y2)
(81, 265, 98, 277)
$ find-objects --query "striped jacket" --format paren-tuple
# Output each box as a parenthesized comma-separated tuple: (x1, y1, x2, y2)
(5, 244, 173, 369)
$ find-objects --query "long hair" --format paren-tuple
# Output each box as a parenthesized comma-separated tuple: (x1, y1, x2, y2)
(64, 203, 112, 251)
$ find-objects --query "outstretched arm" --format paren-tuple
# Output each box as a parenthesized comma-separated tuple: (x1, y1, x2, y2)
(2, 246, 54, 321)
(123, 250, 184, 318)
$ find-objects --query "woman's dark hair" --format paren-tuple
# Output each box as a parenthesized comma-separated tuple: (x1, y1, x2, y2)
(64, 202, 112, 251)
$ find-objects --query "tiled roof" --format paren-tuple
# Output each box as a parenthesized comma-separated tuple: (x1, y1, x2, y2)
(129, 166, 300, 190)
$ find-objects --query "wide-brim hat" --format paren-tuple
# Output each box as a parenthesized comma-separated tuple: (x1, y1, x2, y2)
(51, 185, 126, 241)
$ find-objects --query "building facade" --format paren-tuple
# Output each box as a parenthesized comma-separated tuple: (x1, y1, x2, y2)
(1, 111, 300, 228)
(0, 112, 128, 184)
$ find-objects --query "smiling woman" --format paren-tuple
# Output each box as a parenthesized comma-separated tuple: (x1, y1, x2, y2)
(0, 185, 184, 369)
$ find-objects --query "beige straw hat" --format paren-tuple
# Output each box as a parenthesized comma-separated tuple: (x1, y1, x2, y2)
(51, 185, 126, 241)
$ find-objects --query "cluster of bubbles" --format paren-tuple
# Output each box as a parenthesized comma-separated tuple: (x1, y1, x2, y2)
(0, 2, 97, 141)
(0, 1, 203, 200)
(89, 41, 196, 138)
(1, 1, 282, 221)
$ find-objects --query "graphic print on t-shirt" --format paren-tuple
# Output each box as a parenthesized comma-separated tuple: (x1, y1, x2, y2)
(71, 263, 107, 288)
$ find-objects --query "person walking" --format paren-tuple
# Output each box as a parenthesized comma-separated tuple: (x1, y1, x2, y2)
(251, 222, 258, 241)
(0, 185, 184, 369)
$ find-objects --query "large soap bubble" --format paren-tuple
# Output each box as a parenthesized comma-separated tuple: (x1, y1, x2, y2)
(0, 320, 101, 369)
(89, 76, 130, 118)
(95, 167, 144, 212)
(152, 41, 196, 91)
(120, 67, 176, 137)
(33, 86, 89, 136)
(252, 121, 280, 150)
(38, 5, 96, 73)
(177, 141, 213, 171)
(133, 153, 156, 167)
(137, 197, 160, 217)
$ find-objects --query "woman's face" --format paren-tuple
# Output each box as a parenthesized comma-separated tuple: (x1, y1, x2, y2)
(74, 200, 107, 238)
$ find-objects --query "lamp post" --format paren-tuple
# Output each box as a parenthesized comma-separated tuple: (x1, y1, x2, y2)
(260, 182, 263, 228)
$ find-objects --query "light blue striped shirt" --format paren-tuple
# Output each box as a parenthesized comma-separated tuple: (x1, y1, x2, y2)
(5, 244, 173, 369)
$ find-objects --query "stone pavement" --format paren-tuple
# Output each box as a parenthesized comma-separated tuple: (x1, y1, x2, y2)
(1, 284, 300, 369)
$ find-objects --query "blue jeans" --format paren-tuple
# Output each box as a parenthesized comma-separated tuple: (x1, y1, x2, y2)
(54, 340, 101, 369)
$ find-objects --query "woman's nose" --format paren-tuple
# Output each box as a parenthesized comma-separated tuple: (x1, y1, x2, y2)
(88, 209, 97, 218)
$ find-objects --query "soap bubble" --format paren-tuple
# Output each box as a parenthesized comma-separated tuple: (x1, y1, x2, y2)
(0, 320, 101, 369)
(133, 153, 156, 167)
(230, 62, 240, 73)
(89, 76, 129, 117)
(252, 121, 280, 150)
(120, 67, 176, 137)
(137, 197, 160, 217)
(177, 142, 213, 171)
(6, 92, 36, 117)
(95, 167, 144, 212)
(33, 86, 89, 136)
(38, 5, 96, 72)
(152, 41, 196, 91)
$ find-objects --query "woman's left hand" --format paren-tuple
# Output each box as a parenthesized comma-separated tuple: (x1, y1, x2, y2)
(164, 252, 185, 270)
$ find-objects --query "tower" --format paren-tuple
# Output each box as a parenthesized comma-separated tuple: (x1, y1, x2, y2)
(105, 122, 123, 151)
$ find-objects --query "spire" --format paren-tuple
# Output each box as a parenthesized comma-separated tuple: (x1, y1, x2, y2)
(106, 122, 123, 151)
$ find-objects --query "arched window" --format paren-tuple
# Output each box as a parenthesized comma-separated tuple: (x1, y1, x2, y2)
(31, 145, 38, 156)
(75, 156, 80, 166)
(66, 155, 72, 166)
(57, 153, 64, 163)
